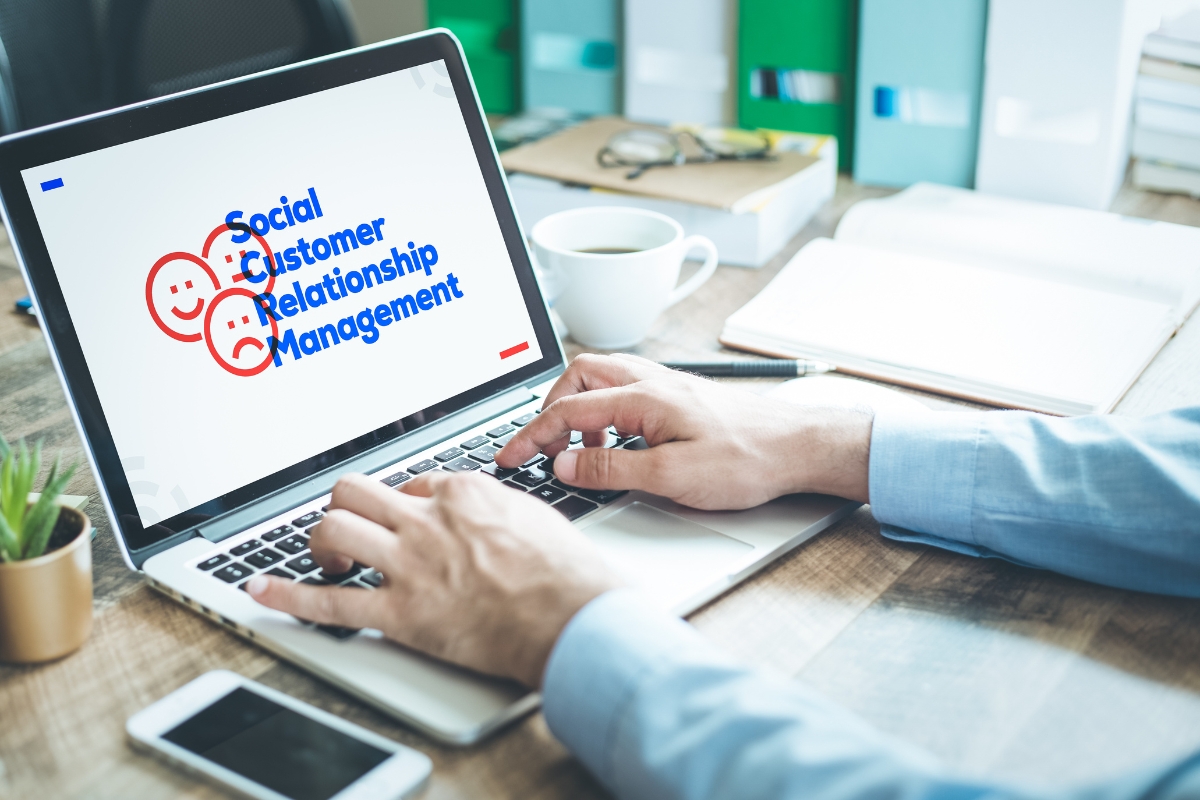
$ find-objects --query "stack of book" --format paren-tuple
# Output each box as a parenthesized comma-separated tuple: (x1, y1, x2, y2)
(1132, 11, 1200, 198)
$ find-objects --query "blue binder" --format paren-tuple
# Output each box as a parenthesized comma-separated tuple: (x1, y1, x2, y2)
(521, 0, 619, 114)
(852, 0, 988, 188)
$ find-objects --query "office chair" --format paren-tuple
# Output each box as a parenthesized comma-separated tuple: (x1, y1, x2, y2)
(0, 0, 106, 134)
(107, 0, 357, 104)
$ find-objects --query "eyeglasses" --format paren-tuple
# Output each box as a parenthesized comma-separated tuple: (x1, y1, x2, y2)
(597, 128, 773, 179)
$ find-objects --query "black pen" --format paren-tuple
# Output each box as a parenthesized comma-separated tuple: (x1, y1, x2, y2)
(659, 359, 833, 378)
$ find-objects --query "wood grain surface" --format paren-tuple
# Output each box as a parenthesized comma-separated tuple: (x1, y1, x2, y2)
(2, 177, 1199, 799)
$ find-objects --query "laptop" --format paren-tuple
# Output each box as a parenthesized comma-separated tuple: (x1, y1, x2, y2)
(0, 30, 857, 744)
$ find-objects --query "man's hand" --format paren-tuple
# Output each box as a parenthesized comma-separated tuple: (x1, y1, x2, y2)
(497, 353, 873, 509)
(247, 472, 623, 688)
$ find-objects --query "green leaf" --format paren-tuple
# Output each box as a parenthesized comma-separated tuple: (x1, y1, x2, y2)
(0, 512, 19, 562)
(0, 444, 14, 534)
(22, 458, 76, 560)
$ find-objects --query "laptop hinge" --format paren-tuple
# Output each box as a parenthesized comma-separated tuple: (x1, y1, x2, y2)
(195, 384, 536, 543)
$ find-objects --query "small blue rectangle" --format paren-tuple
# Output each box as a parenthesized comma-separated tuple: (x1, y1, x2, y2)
(40, 177, 64, 192)
(874, 86, 897, 118)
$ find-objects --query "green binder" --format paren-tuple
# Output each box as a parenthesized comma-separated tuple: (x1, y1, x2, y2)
(428, 0, 519, 114)
(738, 0, 858, 171)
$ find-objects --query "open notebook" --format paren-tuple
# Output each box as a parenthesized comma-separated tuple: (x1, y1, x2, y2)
(721, 183, 1200, 415)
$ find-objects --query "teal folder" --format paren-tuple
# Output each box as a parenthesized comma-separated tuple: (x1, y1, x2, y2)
(852, 0, 988, 188)
(521, 0, 618, 114)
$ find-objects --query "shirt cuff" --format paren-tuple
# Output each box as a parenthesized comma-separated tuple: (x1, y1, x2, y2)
(541, 588, 723, 790)
(868, 410, 984, 547)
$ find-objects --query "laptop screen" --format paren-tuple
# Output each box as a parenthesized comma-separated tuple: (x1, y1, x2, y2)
(18, 57, 546, 533)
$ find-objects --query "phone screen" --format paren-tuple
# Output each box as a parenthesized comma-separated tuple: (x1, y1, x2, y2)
(162, 687, 390, 800)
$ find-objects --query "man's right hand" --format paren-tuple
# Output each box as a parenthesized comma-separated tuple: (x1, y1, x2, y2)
(496, 354, 874, 509)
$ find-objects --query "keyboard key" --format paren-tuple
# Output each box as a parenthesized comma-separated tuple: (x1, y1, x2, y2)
(300, 575, 331, 586)
(213, 563, 254, 583)
(481, 462, 521, 480)
(197, 554, 229, 571)
(275, 535, 309, 555)
(286, 555, 320, 574)
(239, 568, 293, 591)
(434, 446, 465, 462)
(244, 549, 284, 569)
(570, 432, 583, 445)
(459, 435, 490, 450)
(623, 437, 650, 450)
(360, 570, 384, 587)
(442, 456, 481, 472)
(229, 539, 261, 557)
(262, 525, 294, 542)
(502, 481, 529, 492)
(317, 624, 360, 640)
(407, 459, 439, 474)
(486, 423, 516, 438)
(492, 433, 516, 447)
(322, 564, 363, 583)
(512, 467, 552, 488)
(381, 471, 411, 487)
(292, 511, 324, 528)
(468, 445, 500, 463)
(578, 488, 628, 504)
(511, 412, 537, 426)
(531, 485, 567, 504)
(553, 496, 598, 521)
(550, 479, 575, 492)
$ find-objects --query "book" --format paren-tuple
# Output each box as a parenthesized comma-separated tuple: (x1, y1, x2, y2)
(1136, 97, 1200, 136)
(504, 131, 835, 268)
(852, 0, 987, 188)
(1133, 158, 1200, 197)
(1137, 74, 1200, 109)
(623, 0, 735, 126)
(738, 0, 857, 171)
(1132, 126, 1200, 170)
(427, 0, 519, 114)
(499, 116, 828, 213)
(1140, 56, 1200, 88)
(520, 0, 618, 114)
(974, 0, 1157, 210)
(720, 183, 1200, 415)
(1143, 9, 1200, 67)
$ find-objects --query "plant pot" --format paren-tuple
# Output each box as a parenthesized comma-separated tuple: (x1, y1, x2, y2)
(0, 506, 92, 663)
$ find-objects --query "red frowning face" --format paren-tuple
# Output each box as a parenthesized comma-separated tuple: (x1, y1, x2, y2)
(202, 223, 277, 295)
(203, 287, 279, 377)
(145, 253, 221, 342)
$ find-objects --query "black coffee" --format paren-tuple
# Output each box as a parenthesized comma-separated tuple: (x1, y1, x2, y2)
(574, 247, 642, 254)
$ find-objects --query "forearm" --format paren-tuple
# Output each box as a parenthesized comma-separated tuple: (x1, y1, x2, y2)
(542, 591, 1200, 800)
(868, 408, 1200, 597)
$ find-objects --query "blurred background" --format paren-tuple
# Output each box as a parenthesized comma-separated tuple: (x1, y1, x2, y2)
(3, 0, 1200, 210)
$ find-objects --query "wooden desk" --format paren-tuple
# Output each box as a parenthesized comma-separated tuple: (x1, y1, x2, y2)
(3, 179, 1200, 799)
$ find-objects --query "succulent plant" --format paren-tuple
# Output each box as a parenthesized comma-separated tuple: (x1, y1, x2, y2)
(0, 435, 77, 562)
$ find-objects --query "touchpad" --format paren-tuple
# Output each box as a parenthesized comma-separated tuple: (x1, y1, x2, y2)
(584, 502, 754, 610)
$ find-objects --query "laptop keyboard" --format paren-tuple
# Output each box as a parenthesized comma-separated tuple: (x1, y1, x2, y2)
(192, 406, 638, 640)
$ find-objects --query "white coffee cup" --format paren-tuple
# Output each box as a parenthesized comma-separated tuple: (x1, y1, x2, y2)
(530, 207, 718, 349)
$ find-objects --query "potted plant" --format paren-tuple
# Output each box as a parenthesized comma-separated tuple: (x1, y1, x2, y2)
(0, 435, 90, 663)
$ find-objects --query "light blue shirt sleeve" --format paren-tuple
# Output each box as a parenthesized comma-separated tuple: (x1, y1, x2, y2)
(542, 590, 1200, 800)
(868, 407, 1200, 597)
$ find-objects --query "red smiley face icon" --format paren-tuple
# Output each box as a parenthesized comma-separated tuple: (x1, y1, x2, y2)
(202, 287, 280, 377)
(145, 252, 222, 342)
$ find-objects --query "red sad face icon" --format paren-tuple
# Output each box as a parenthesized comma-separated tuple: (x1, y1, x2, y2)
(145, 253, 222, 342)
(203, 287, 279, 377)
(202, 223, 277, 294)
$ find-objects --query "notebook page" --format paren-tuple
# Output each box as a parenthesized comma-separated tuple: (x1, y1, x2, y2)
(834, 183, 1200, 319)
(723, 239, 1177, 411)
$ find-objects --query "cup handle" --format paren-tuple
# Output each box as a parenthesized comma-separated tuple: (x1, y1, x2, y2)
(666, 236, 719, 307)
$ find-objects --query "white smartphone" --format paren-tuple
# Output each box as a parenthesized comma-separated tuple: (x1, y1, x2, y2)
(127, 670, 432, 800)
